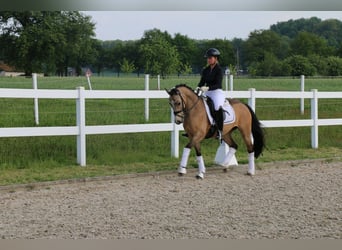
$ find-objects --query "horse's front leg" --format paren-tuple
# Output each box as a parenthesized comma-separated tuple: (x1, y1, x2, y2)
(178, 140, 206, 179)
(178, 146, 191, 176)
(193, 141, 205, 179)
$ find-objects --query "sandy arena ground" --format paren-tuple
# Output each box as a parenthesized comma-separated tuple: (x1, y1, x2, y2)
(0, 159, 341, 239)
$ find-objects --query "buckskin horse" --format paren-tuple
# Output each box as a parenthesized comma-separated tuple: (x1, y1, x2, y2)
(166, 84, 265, 179)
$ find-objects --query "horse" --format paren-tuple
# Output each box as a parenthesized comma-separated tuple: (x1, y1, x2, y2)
(166, 84, 265, 179)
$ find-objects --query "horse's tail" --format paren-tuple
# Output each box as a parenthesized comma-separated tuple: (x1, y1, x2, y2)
(244, 104, 265, 158)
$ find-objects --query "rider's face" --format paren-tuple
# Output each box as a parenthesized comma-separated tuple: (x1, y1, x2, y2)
(207, 56, 217, 66)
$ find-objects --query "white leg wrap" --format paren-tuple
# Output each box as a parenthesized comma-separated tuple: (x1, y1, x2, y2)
(196, 155, 206, 174)
(178, 148, 190, 174)
(196, 155, 206, 179)
(180, 148, 191, 168)
(248, 152, 255, 175)
(222, 147, 237, 167)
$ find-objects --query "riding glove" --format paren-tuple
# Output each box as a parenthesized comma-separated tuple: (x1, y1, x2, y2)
(200, 86, 209, 92)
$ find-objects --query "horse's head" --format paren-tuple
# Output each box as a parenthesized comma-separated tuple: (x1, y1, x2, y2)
(166, 86, 185, 124)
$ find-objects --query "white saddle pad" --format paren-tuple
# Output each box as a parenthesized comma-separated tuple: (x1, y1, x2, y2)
(204, 99, 235, 125)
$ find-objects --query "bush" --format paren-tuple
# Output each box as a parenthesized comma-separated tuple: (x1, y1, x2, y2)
(320, 56, 342, 76)
(283, 55, 316, 76)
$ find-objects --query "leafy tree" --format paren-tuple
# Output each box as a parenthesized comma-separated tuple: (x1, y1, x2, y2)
(0, 12, 63, 75)
(92, 39, 113, 76)
(270, 17, 322, 38)
(228, 63, 238, 76)
(119, 58, 136, 74)
(290, 31, 332, 57)
(180, 63, 192, 75)
(278, 36, 291, 60)
(252, 52, 286, 76)
(172, 33, 197, 74)
(108, 41, 125, 76)
(243, 30, 285, 65)
(314, 19, 342, 47)
(122, 40, 140, 75)
(55, 11, 96, 76)
(0, 11, 95, 76)
(336, 43, 342, 58)
(102, 40, 141, 76)
(139, 29, 180, 77)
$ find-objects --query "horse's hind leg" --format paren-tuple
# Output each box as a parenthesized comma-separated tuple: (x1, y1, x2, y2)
(193, 141, 205, 179)
(239, 127, 255, 175)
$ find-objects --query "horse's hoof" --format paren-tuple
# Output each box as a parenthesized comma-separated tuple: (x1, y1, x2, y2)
(196, 172, 204, 179)
(223, 168, 228, 173)
(246, 172, 255, 176)
(178, 167, 187, 176)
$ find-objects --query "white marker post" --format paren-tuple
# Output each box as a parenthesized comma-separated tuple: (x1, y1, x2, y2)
(214, 141, 238, 166)
(85, 68, 92, 90)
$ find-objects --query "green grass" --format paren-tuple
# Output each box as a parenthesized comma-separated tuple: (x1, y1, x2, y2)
(0, 75, 341, 186)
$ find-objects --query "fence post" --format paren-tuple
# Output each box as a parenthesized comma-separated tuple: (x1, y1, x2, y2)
(248, 88, 256, 112)
(170, 109, 179, 158)
(225, 74, 228, 93)
(32, 73, 39, 125)
(157, 74, 160, 90)
(145, 74, 149, 121)
(76, 87, 86, 166)
(300, 75, 305, 114)
(229, 74, 234, 93)
(311, 89, 318, 149)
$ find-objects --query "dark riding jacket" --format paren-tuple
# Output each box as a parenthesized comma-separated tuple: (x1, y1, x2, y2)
(198, 63, 223, 91)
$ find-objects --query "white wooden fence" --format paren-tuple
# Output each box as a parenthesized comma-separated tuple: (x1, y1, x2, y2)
(0, 87, 341, 166)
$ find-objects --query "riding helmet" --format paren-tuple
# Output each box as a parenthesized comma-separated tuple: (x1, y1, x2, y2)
(204, 48, 220, 58)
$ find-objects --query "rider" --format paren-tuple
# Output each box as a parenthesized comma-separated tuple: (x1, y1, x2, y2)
(197, 48, 225, 136)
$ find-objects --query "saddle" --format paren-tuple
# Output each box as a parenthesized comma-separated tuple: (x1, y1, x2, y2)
(182, 91, 235, 139)
(202, 96, 235, 138)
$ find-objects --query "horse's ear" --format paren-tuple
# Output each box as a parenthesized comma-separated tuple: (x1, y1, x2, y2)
(165, 88, 171, 95)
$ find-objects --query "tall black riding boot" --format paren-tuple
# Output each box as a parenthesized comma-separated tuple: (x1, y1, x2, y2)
(214, 108, 224, 140)
(215, 108, 224, 132)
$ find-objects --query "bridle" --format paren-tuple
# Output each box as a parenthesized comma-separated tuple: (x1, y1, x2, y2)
(169, 87, 201, 122)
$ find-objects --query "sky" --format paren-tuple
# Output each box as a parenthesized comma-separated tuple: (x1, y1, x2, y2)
(83, 11, 342, 41)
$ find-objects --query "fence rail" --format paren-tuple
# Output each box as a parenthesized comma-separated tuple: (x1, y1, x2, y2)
(0, 87, 341, 166)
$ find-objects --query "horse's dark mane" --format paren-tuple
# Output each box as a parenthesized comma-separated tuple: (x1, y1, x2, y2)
(170, 83, 194, 95)
(174, 84, 194, 92)
(168, 84, 194, 96)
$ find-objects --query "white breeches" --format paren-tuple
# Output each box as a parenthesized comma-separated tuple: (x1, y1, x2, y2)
(205, 89, 225, 110)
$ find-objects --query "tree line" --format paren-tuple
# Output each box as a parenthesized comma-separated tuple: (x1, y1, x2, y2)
(1, 12, 342, 77)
